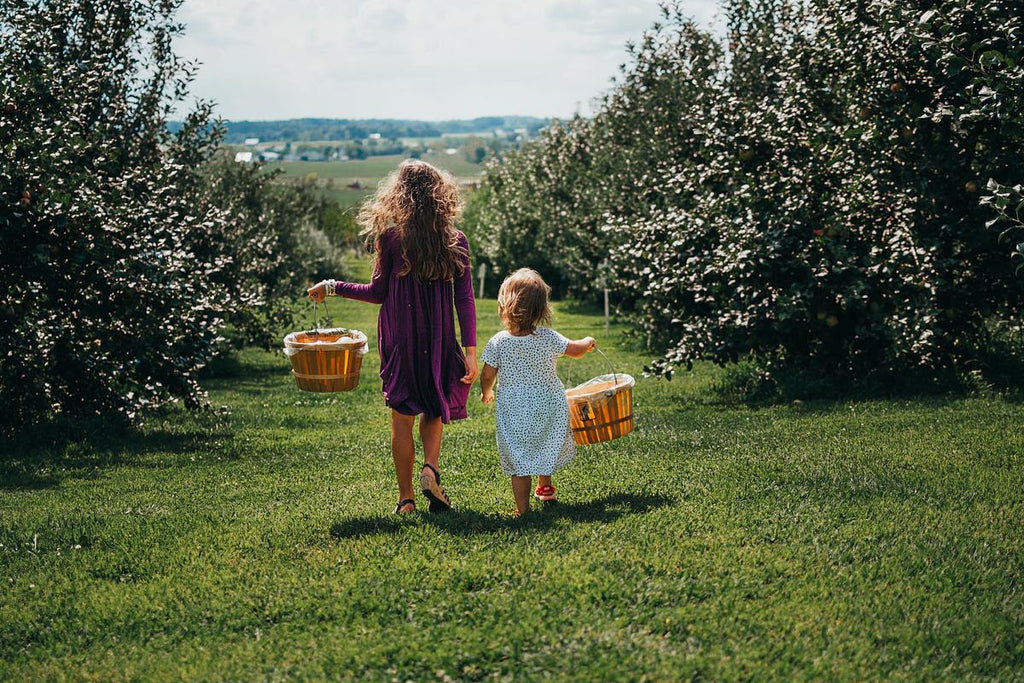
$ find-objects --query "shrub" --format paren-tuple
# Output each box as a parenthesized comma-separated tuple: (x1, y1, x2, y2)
(612, 0, 1024, 388)
(471, 0, 1024, 389)
(0, 0, 332, 432)
(461, 15, 723, 300)
(196, 155, 345, 348)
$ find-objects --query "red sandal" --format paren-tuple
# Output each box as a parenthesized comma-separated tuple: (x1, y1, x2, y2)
(534, 484, 557, 501)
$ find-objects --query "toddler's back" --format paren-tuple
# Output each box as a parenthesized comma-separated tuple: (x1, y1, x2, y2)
(484, 328, 568, 389)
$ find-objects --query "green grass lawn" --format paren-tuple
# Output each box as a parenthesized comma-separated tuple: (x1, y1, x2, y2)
(2, 259, 1023, 680)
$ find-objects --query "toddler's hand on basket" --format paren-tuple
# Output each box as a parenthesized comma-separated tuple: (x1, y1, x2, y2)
(307, 282, 327, 303)
(584, 337, 597, 352)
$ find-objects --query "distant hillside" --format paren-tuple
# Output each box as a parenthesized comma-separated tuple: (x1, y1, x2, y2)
(182, 117, 550, 144)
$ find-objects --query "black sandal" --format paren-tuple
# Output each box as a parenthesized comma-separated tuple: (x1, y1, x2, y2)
(394, 498, 416, 515)
(419, 463, 451, 512)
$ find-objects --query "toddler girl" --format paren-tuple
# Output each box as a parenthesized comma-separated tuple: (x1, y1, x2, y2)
(479, 268, 595, 514)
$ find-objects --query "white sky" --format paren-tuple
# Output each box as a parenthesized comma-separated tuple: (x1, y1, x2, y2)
(175, 0, 722, 121)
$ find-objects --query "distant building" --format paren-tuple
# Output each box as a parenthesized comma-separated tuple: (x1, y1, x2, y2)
(234, 151, 253, 163)
(445, 148, 458, 155)
(369, 133, 382, 140)
(258, 151, 280, 161)
(244, 138, 260, 146)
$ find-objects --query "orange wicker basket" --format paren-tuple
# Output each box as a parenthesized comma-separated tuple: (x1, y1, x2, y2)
(564, 349, 635, 445)
(283, 327, 368, 393)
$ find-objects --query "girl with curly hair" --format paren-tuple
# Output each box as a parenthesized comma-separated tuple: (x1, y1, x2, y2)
(308, 160, 477, 515)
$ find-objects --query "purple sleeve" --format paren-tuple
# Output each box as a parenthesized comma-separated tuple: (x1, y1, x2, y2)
(454, 232, 477, 347)
(335, 238, 392, 304)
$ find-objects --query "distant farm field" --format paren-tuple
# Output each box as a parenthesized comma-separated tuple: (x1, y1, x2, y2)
(273, 152, 487, 208)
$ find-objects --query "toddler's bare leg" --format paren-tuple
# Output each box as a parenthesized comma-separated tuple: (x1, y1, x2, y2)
(512, 476, 532, 514)
(538, 475, 552, 489)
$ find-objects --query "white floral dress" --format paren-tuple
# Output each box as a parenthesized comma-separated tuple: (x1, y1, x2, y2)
(481, 328, 577, 476)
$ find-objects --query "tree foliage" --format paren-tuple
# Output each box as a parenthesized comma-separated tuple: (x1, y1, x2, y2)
(465, 0, 1024, 390)
(0, 0, 335, 432)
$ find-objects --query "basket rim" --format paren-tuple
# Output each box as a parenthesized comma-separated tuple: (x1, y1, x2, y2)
(566, 373, 635, 398)
(284, 328, 368, 348)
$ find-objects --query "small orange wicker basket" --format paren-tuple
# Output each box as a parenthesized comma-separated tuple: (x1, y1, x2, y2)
(283, 302, 368, 393)
(283, 327, 368, 392)
(564, 350, 635, 446)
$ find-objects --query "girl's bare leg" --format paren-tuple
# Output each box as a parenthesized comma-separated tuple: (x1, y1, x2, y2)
(512, 476, 532, 514)
(538, 475, 552, 489)
(419, 414, 443, 471)
(390, 410, 417, 504)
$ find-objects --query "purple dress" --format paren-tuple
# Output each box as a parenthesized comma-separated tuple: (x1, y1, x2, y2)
(335, 229, 477, 423)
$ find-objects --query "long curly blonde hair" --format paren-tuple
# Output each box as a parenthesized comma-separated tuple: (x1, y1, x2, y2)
(357, 159, 468, 281)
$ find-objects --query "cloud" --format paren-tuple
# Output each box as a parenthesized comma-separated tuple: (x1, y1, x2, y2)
(174, 0, 721, 121)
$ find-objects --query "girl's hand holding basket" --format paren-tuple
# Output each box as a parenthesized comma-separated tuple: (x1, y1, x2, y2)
(307, 281, 328, 303)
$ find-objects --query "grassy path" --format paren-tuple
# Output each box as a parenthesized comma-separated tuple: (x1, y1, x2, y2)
(2, 260, 1023, 680)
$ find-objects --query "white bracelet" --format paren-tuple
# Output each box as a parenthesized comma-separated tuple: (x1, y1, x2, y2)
(325, 279, 337, 296)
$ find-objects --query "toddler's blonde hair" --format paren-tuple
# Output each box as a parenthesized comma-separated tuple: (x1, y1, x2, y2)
(498, 268, 552, 334)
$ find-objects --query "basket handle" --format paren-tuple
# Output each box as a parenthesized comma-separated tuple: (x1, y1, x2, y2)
(310, 298, 332, 333)
(564, 346, 618, 390)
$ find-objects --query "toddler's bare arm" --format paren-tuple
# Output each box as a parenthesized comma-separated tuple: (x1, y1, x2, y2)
(480, 363, 498, 403)
(564, 336, 596, 359)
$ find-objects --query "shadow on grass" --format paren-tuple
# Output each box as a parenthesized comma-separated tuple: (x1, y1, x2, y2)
(706, 355, 1024, 410)
(200, 348, 294, 380)
(0, 419, 234, 492)
(329, 492, 672, 540)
